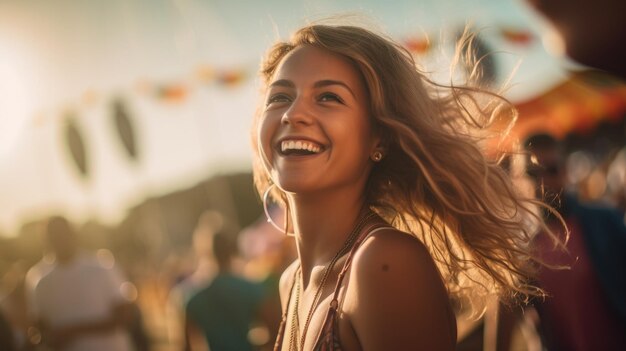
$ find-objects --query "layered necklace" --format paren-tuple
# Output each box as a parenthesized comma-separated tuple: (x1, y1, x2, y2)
(288, 210, 375, 351)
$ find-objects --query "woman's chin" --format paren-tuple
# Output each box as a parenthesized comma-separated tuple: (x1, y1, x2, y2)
(274, 178, 321, 195)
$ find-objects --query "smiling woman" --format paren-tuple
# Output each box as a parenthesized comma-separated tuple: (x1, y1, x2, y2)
(251, 21, 552, 351)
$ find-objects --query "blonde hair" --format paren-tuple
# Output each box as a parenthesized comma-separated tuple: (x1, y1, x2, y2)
(251, 23, 551, 311)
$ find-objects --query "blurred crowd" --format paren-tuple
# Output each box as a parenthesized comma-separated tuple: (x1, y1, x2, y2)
(0, 205, 297, 351)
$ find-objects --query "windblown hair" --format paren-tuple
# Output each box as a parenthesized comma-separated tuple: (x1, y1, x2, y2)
(251, 23, 552, 311)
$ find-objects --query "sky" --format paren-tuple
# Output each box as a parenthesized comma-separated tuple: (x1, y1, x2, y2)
(0, 0, 572, 236)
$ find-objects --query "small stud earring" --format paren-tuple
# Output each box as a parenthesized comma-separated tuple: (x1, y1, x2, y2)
(371, 151, 383, 162)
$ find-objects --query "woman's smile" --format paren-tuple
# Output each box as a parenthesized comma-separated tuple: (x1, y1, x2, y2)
(276, 137, 326, 157)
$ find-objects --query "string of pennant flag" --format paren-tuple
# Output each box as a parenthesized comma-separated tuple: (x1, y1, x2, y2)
(53, 26, 535, 109)
(50, 25, 537, 180)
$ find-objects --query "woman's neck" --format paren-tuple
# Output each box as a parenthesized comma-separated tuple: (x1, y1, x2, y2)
(286, 186, 366, 286)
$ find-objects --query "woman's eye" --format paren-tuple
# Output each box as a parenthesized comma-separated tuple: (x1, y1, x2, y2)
(319, 93, 342, 103)
(267, 94, 291, 105)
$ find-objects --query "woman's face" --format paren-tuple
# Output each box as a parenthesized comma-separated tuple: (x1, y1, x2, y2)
(258, 45, 378, 195)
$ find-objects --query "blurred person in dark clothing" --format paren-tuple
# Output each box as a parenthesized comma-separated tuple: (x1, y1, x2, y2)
(525, 0, 626, 80)
(31, 216, 135, 351)
(0, 308, 16, 351)
(184, 232, 276, 351)
(0, 262, 31, 351)
(498, 133, 626, 350)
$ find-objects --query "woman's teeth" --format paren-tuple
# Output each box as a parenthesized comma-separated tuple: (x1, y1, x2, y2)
(281, 140, 322, 154)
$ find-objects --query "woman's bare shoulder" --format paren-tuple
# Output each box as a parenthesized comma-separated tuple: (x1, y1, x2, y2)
(353, 228, 436, 277)
(345, 228, 456, 349)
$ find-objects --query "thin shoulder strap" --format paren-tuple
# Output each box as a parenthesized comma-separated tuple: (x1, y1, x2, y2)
(311, 220, 394, 348)
(330, 222, 394, 304)
(273, 264, 300, 351)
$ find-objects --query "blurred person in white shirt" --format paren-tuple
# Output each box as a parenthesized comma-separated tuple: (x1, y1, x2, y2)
(32, 216, 134, 351)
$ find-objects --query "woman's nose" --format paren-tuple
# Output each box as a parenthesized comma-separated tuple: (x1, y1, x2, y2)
(280, 98, 313, 126)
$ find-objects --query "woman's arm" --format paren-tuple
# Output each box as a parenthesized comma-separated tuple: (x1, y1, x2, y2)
(345, 230, 456, 350)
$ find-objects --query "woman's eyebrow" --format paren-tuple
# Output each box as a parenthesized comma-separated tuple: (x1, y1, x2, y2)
(314, 80, 356, 98)
(269, 79, 294, 88)
(269, 79, 356, 99)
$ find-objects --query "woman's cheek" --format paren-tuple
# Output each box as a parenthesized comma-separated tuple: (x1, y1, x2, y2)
(258, 116, 276, 167)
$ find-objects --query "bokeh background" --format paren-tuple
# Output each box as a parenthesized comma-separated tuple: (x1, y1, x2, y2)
(1, 0, 624, 350)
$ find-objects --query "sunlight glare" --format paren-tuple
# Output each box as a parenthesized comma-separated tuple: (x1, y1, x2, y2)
(0, 38, 36, 156)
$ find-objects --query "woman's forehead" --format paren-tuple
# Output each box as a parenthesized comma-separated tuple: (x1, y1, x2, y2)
(271, 45, 365, 89)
